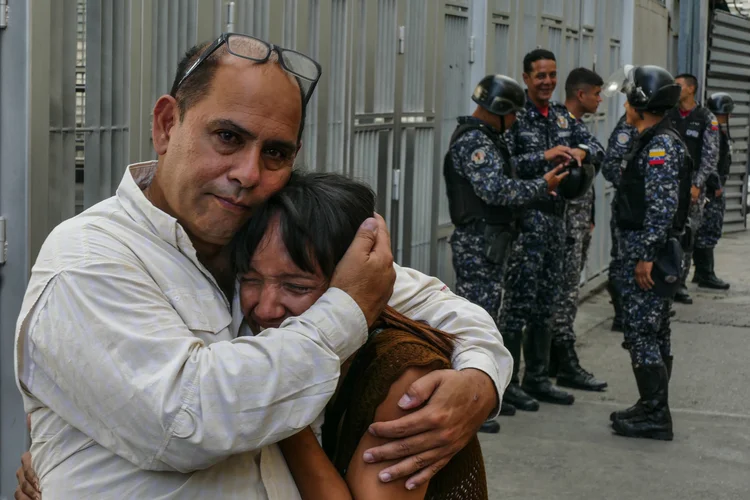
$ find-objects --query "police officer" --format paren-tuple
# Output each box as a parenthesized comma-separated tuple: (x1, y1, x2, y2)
(499, 49, 604, 410)
(602, 65, 690, 441)
(667, 73, 720, 304)
(444, 74, 568, 430)
(548, 67, 608, 391)
(693, 93, 734, 289)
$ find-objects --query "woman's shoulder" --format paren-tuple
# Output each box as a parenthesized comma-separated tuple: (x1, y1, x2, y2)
(364, 326, 452, 377)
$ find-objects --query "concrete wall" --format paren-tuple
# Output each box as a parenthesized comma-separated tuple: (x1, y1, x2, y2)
(633, 0, 671, 65)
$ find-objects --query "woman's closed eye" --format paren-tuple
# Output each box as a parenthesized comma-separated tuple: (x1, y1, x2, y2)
(284, 283, 314, 294)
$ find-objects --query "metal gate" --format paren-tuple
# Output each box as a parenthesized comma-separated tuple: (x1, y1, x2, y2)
(705, 10, 750, 232)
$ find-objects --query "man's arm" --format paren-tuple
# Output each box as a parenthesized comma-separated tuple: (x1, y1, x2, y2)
(694, 112, 720, 189)
(17, 261, 366, 473)
(387, 264, 511, 407)
(571, 116, 605, 158)
(451, 131, 547, 208)
(635, 137, 681, 261)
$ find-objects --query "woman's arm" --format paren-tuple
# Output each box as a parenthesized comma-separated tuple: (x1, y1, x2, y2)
(279, 366, 437, 500)
(278, 427, 353, 500)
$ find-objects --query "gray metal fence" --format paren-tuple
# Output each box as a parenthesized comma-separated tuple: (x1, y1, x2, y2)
(705, 10, 750, 232)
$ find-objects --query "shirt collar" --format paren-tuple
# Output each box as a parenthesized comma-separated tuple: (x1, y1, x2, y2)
(116, 161, 186, 251)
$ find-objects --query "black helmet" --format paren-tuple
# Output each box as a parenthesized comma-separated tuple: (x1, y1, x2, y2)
(557, 145, 596, 201)
(625, 65, 681, 113)
(471, 75, 526, 116)
(706, 92, 735, 115)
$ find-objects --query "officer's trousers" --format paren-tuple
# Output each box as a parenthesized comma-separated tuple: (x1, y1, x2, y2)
(681, 200, 705, 283)
(609, 196, 624, 287)
(552, 194, 593, 346)
(695, 191, 726, 249)
(450, 226, 505, 322)
(621, 258, 672, 366)
(499, 209, 565, 377)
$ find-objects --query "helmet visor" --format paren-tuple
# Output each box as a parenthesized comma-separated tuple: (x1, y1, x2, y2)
(602, 64, 635, 98)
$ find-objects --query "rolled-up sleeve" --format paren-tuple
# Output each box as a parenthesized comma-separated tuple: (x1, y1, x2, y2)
(388, 264, 512, 416)
(18, 260, 367, 473)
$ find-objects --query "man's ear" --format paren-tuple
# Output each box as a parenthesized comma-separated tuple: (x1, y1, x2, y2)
(152, 95, 180, 156)
(522, 72, 531, 87)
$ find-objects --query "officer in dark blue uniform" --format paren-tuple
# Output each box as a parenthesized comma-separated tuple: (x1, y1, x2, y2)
(667, 74, 720, 304)
(499, 49, 604, 410)
(444, 74, 568, 430)
(603, 65, 691, 441)
(693, 92, 734, 289)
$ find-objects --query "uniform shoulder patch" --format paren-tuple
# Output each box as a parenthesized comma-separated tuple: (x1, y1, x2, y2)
(556, 114, 569, 129)
(648, 147, 667, 166)
(471, 148, 487, 165)
(617, 132, 630, 145)
(711, 119, 719, 131)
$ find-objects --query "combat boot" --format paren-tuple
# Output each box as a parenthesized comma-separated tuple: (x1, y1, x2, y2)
(610, 355, 672, 422)
(674, 284, 693, 304)
(502, 332, 539, 411)
(611, 364, 673, 441)
(695, 247, 730, 290)
(607, 280, 624, 332)
(522, 329, 574, 405)
(553, 342, 608, 391)
(479, 420, 501, 433)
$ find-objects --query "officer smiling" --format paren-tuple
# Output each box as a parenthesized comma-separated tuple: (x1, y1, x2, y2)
(499, 49, 604, 411)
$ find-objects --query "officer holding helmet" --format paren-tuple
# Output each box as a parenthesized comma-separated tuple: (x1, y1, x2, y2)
(602, 65, 692, 441)
(444, 74, 568, 431)
(693, 92, 734, 289)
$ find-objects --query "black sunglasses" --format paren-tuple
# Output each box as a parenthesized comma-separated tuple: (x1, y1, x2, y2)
(170, 33, 322, 105)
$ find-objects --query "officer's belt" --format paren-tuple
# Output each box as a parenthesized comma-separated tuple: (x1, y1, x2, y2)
(527, 199, 566, 217)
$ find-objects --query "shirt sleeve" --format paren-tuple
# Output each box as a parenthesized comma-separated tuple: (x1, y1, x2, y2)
(693, 111, 720, 189)
(451, 130, 547, 208)
(635, 137, 681, 261)
(388, 264, 512, 418)
(571, 115, 605, 158)
(602, 122, 637, 187)
(17, 259, 367, 473)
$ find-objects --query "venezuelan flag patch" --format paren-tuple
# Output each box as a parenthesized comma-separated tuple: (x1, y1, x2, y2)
(649, 148, 666, 165)
(711, 119, 719, 131)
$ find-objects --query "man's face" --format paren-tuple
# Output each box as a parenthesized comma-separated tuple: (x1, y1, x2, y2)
(239, 217, 328, 333)
(578, 85, 603, 115)
(523, 59, 557, 103)
(675, 78, 695, 103)
(152, 58, 302, 248)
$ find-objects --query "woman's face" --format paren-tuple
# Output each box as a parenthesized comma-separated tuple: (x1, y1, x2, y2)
(239, 217, 328, 333)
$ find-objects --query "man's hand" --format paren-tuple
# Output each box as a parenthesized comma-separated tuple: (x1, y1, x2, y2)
(542, 164, 570, 194)
(331, 213, 395, 327)
(363, 369, 496, 490)
(691, 185, 701, 204)
(715, 188, 723, 198)
(15, 452, 40, 500)
(570, 148, 587, 166)
(543, 145, 575, 165)
(635, 260, 655, 291)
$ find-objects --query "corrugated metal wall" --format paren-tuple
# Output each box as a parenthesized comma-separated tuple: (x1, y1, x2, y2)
(705, 10, 750, 232)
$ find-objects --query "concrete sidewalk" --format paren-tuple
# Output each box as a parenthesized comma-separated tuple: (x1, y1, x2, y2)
(480, 231, 750, 500)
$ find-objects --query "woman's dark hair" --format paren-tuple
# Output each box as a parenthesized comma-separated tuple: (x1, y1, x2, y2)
(231, 170, 375, 280)
(230, 170, 456, 358)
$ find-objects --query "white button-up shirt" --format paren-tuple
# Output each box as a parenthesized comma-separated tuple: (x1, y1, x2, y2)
(14, 161, 511, 499)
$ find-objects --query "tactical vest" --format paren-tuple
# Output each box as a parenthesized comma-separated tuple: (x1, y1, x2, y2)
(668, 105, 712, 175)
(443, 121, 516, 227)
(617, 118, 693, 233)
